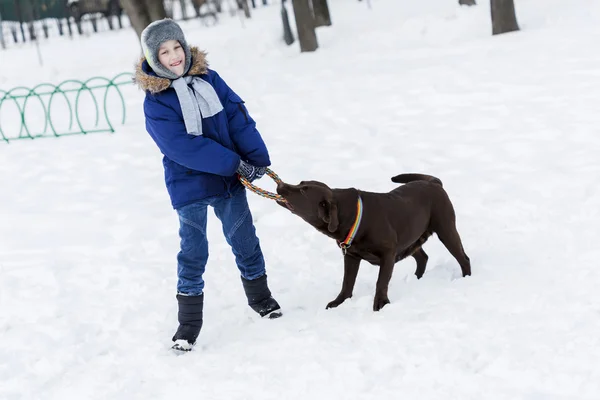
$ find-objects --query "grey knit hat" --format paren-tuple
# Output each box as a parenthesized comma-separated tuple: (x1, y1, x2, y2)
(140, 18, 192, 80)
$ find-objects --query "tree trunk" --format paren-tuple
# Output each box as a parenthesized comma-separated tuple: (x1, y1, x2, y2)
(179, 0, 188, 19)
(121, 0, 151, 39)
(459, 0, 476, 5)
(121, 0, 167, 40)
(491, 0, 519, 35)
(312, 0, 331, 27)
(281, 2, 295, 45)
(237, 0, 251, 18)
(0, 12, 5, 49)
(191, 0, 206, 17)
(145, 0, 167, 21)
(291, 0, 318, 52)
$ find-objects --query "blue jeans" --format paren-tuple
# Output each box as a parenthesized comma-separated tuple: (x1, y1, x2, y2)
(175, 185, 266, 296)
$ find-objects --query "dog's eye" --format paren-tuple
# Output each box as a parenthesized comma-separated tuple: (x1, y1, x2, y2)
(319, 201, 327, 208)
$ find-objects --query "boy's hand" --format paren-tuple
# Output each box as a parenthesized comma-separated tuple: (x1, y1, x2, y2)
(237, 160, 266, 183)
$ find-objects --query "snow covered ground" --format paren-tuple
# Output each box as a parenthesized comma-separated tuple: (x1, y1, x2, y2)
(1, 0, 600, 398)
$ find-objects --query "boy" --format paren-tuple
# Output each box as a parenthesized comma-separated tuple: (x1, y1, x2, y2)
(134, 18, 282, 352)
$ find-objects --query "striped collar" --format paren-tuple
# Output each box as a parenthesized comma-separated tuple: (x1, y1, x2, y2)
(337, 195, 364, 255)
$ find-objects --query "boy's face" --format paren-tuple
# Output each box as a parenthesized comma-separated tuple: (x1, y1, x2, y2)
(158, 39, 185, 77)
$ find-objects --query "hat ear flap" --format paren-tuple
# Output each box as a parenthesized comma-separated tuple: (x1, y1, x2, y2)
(182, 42, 192, 75)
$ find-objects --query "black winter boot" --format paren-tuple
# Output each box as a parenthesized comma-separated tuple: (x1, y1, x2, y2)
(241, 274, 282, 319)
(171, 293, 204, 351)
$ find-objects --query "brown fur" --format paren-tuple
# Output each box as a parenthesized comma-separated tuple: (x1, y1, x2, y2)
(275, 173, 472, 312)
(133, 46, 209, 94)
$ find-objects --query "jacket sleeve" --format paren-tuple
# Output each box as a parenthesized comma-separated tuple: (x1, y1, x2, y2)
(210, 70, 271, 168)
(144, 96, 241, 176)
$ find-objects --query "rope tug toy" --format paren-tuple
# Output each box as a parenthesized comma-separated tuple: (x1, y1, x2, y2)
(238, 168, 288, 203)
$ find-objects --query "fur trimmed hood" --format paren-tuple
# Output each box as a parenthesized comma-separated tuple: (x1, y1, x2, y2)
(134, 46, 209, 94)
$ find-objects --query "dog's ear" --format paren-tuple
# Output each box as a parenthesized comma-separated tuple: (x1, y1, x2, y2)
(318, 198, 339, 233)
(327, 200, 339, 232)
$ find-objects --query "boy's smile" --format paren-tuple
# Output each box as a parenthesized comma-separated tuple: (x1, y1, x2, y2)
(158, 39, 185, 77)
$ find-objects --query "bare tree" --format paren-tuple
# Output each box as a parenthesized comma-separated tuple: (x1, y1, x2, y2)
(121, 0, 167, 40)
(292, 0, 318, 52)
(236, 0, 251, 18)
(312, 0, 332, 27)
(491, 0, 519, 35)
(0, 11, 5, 50)
(459, 0, 476, 5)
(281, 1, 295, 45)
(147, 0, 168, 20)
(192, 0, 220, 16)
(179, 0, 189, 19)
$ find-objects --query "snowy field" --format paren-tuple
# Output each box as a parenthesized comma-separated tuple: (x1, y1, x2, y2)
(1, 0, 600, 399)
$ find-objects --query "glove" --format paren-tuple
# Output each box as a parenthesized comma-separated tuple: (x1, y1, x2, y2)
(237, 160, 266, 183)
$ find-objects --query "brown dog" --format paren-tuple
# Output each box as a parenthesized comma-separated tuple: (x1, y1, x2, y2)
(275, 173, 471, 311)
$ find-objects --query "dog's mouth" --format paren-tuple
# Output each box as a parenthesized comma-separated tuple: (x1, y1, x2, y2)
(276, 184, 295, 211)
(277, 199, 294, 211)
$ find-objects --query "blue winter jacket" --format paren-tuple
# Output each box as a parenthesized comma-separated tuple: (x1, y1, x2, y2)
(134, 47, 271, 209)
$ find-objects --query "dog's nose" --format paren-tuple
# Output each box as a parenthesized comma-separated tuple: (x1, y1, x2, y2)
(276, 182, 288, 195)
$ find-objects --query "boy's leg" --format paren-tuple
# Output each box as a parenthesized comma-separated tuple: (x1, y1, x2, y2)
(213, 186, 282, 318)
(172, 201, 209, 350)
(176, 202, 209, 295)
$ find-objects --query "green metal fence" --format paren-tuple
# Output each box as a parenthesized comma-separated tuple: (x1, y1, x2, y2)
(0, 72, 133, 143)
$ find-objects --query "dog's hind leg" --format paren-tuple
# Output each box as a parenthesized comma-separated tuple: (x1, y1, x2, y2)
(435, 223, 471, 277)
(412, 247, 428, 279)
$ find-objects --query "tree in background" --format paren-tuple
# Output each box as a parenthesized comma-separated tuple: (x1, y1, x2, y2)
(491, 0, 519, 35)
(312, 0, 332, 27)
(291, 0, 318, 52)
(178, 0, 188, 19)
(121, 0, 167, 40)
(236, 0, 251, 18)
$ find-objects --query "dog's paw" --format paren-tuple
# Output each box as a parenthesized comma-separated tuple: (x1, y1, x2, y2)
(326, 297, 346, 309)
(326, 300, 342, 309)
(372, 295, 390, 312)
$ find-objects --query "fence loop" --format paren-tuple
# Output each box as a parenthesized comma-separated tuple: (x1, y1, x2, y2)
(0, 72, 133, 143)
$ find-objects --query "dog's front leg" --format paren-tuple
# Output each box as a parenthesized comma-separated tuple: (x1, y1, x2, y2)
(326, 254, 361, 309)
(373, 252, 395, 311)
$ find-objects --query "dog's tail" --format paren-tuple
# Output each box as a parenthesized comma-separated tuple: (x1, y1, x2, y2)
(391, 173, 443, 187)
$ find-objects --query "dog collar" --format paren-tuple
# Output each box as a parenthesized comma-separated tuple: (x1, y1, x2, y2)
(337, 195, 364, 255)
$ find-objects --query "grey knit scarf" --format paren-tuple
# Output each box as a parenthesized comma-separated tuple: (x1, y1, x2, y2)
(171, 75, 223, 136)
